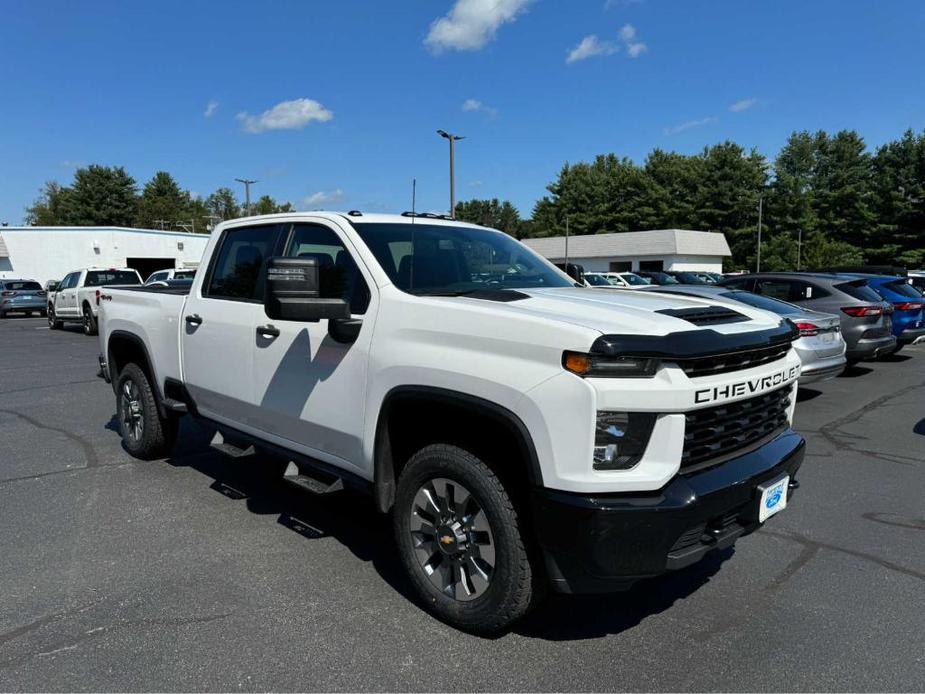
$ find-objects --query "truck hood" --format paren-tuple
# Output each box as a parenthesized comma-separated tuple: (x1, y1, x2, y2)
(459, 286, 788, 337)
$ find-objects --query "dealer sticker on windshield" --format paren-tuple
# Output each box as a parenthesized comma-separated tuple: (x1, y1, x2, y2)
(757, 475, 789, 523)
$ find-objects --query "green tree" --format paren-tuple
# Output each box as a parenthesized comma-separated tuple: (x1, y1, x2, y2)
(454, 198, 523, 237)
(205, 187, 241, 221)
(643, 149, 702, 227)
(252, 195, 294, 215)
(66, 165, 138, 226)
(25, 181, 74, 225)
(812, 130, 875, 249)
(135, 171, 189, 229)
(871, 129, 925, 266)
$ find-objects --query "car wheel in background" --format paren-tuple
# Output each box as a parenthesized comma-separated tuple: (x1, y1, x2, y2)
(115, 363, 178, 460)
(393, 443, 541, 634)
(83, 306, 98, 336)
(48, 307, 62, 330)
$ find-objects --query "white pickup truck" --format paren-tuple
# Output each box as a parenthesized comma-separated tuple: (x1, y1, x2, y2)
(97, 212, 805, 633)
(49, 267, 142, 335)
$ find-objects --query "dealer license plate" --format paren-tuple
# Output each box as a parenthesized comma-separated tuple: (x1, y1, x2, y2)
(757, 475, 789, 523)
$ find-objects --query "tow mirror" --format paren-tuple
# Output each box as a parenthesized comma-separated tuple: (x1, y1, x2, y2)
(264, 256, 350, 322)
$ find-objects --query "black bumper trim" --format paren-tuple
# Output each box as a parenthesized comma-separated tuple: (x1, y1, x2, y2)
(898, 327, 925, 345)
(531, 430, 805, 594)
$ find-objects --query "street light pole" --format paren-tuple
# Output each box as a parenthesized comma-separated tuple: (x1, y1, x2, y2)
(437, 130, 465, 218)
(235, 178, 258, 216)
(756, 195, 764, 273)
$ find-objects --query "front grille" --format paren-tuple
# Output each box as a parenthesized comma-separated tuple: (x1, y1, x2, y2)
(672, 342, 790, 378)
(682, 387, 791, 471)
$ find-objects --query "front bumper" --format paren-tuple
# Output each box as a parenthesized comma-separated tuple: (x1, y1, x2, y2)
(531, 430, 805, 594)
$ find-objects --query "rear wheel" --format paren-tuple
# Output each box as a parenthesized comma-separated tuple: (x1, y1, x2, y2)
(116, 363, 178, 459)
(393, 444, 540, 634)
(83, 306, 97, 336)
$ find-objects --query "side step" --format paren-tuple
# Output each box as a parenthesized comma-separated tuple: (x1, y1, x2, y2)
(210, 431, 255, 458)
(283, 461, 344, 495)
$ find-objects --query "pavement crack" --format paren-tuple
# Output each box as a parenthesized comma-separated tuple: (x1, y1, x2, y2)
(0, 408, 99, 467)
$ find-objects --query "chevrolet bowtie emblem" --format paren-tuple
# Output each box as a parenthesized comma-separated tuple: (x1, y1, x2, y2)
(439, 535, 454, 546)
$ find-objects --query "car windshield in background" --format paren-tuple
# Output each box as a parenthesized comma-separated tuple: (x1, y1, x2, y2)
(720, 290, 801, 316)
(885, 280, 923, 299)
(673, 272, 708, 284)
(585, 274, 612, 286)
(85, 271, 141, 287)
(352, 223, 573, 295)
(3, 281, 41, 291)
(835, 280, 882, 303)
(174, 270, 196, 280)
(621, 274, 649, 286)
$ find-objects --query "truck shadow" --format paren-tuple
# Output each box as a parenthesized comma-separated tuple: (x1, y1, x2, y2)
(155, 417, 734, 641)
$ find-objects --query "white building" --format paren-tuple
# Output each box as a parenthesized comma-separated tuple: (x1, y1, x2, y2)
(0, 226, 211, 284)
(523, 229, 731, 274)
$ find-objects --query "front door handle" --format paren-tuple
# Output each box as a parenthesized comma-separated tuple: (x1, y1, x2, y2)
(256, 324, 280, 338)
(185, 314, 203, 326)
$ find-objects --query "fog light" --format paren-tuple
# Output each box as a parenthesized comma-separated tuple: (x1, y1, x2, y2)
(593, 411, 657, 470)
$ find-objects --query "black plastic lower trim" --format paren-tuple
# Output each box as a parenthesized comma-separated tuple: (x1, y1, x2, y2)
(531, 430, 805, 594)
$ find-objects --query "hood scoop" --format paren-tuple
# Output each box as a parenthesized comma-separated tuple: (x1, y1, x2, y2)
(657, 306, 750, 326)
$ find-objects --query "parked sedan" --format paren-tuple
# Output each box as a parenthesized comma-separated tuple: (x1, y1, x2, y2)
(719, 272, 896, 363)
(651, 284, 846, 384)
(849, 274, 925, 352)
(636, 270, 681, 286)
(0, 279, 46, 318)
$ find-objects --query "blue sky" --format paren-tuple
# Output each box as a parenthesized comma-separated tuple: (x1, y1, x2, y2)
(1, 0, 923, 224)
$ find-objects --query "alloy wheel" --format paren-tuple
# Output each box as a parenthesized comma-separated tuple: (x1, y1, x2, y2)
(409, 477, 496, 601)
(120, 380, 144, 444)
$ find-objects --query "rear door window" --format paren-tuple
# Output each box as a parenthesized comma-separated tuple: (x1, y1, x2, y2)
(835, 280, 883, 303)
(720, 277, 754, 291)
(755, 280, 794, 301)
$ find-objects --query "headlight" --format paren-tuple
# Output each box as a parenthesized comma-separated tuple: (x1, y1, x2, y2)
(563, 351, 659, 378)
(593, 411, 657, 470)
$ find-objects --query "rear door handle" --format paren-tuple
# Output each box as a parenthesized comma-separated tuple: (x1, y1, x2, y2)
(185, 314, 203, 326)
(256, 324, 280, 338)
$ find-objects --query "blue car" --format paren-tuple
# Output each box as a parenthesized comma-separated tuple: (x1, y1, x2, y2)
(849, 274, 925, 353)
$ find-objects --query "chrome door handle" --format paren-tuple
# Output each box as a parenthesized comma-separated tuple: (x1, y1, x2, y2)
(256, 324, 280, 338)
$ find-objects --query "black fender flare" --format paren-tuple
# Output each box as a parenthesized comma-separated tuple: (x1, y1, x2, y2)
(107, 330, 168, 418)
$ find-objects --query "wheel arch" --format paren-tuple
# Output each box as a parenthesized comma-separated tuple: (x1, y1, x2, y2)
(107, 331, 167, 418)
(372, 386, 543, 514)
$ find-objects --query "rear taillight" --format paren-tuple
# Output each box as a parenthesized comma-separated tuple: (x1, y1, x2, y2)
(794, 322, 819, 337)
(1, 290, 16, 297)
(841, 306, 882, 317)
(95, 289, 101, 306)
(894, 302, 924, 312)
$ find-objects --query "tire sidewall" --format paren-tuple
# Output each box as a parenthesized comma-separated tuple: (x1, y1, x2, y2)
(394, 445, 532, 633)
(116, 364, 160, 458)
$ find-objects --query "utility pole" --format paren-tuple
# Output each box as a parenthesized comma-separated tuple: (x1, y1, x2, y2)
(437, 130, 465, 218)
(235, 178, 258, 216)
(756, 195, 764, 273)
(564, 215, 570, 268)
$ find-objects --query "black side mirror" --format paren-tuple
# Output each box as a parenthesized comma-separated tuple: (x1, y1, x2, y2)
(264, 256, 350, 322)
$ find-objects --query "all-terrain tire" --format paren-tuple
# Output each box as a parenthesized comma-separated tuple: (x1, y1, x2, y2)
(116, 363, 178, 460)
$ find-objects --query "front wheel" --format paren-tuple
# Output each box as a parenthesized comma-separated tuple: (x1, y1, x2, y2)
(393, 444, 540, 634)
(48, 307, 63, 329)
(83, 306, 98, 336)
(116, 363, 178, 459)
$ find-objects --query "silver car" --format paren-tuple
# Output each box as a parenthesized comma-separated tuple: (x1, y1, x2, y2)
(0, 279, 47, 318)
(651, 285, 847, 384)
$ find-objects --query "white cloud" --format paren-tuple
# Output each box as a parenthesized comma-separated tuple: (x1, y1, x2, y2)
(303, 189, 344, 208)
(566, 35, 618, 64)
(604, 0, 644, 9)
(237, 98, 333, 134)
(618, 24, 647, 57)
(462, 98, 499, 117)
(204, 100, 219, 118)
(469, 180, 484, 188)
(729, 97, 758, 113)
(425, 0, 532, 53)
(663, 116, 718, 136)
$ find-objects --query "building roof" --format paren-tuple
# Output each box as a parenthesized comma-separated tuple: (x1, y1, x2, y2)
(0, 226, 209, 239)
(522, 229, 731, 259)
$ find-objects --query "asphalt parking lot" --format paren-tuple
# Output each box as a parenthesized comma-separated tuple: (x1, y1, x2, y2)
(1, 316, 923, 692)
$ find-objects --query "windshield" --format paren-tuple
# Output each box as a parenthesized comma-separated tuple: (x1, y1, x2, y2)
(884, 280, 922, 299)
(174, 270, 196, 280)
(646, 272, 679, 285)
(621, 273, 649, 286)
(352, 223, 573, 294)
(720, 290, 801, 316)
(85, 270, 141, 287)
(584, 274, 612, 286)
(3, 281, 41, 291)
(673, 272, 708, 284)
(835, 280, 882, 303)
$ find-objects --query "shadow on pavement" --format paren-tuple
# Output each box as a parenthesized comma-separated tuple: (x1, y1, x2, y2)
(914, 418, 925, 437)
(796, 387, 823, 402)
(838, 365, 873, 378)
(877, 353, 912, 363)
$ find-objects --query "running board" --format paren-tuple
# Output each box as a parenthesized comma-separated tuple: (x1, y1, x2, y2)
(283, 461, 344, 495)
(210, 431, 255, 458)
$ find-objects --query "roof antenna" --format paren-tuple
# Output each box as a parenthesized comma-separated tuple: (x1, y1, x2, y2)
(409, 178, 416, 291)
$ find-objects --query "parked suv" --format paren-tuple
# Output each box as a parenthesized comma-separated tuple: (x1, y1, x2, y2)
(720, 273, 896, 363)
(848, 274, 925, 352)
(0, 279, 46, 318)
